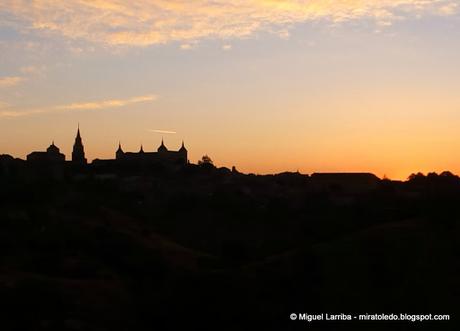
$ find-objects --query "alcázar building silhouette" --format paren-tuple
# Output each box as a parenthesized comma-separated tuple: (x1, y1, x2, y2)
(25, 126, 188, 167)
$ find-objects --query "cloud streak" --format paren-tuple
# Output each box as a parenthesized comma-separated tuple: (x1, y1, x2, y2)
(149, 129, 177, 134)
(61, 95, 157, 111)
(20, 65, 46, 75)
(0, 94, 157, 118)
(0, 66, 46, 89)
(1, 1, 457, 47)
(0, 76, 24, 87)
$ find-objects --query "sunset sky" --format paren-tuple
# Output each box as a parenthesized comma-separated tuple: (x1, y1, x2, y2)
(1, 0, 459, 179)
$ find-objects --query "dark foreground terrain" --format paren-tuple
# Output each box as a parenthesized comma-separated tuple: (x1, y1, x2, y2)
(0, 161, 458, 330)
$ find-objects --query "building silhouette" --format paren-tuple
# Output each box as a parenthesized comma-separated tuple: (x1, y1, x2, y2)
(26, 141, 65, 163)
(72, 125, 87, 164)
(22, 127, 188, 169)
(115, 138, 188, 166)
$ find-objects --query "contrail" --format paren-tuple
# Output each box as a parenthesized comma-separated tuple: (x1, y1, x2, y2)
(149, 129, 177, 134)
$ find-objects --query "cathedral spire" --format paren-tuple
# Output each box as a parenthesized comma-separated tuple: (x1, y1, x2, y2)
(158, 138, 168, 152)
(72, 125, 87, 164)
(179, 140, 187, 152)
(116, 141, 124, 159)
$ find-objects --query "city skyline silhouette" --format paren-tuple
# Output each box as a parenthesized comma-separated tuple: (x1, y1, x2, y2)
(2, 1, 460, 180)
(1, 1, 458, 330)
(2, 124, 460, 181)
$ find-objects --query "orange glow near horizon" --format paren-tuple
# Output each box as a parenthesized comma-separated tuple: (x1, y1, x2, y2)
(1, 1, 460, 181)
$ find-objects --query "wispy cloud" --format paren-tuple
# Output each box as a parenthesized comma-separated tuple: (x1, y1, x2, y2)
(0, 76, 24, 87)
(61, 95, 157, 111)
(1, 1, 457, 48)
(149, 129, 177, 134)
(0, 101, 10, 109)
(438, 3, 458, 15)
(180, 43, 195, 50)
(0, 66, 46, 89)
(20, 65, 45, 75)
(0, 94, 157, 118)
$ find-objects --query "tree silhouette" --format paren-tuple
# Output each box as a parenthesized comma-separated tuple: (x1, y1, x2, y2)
(198, 155, 214, 167)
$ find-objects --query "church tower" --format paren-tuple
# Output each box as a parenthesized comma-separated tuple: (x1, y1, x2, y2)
(72, 125, 87, 164)
(179, 140, 188, 164)
(116, 142, 124, 159)
(157, 138, 168, 152)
